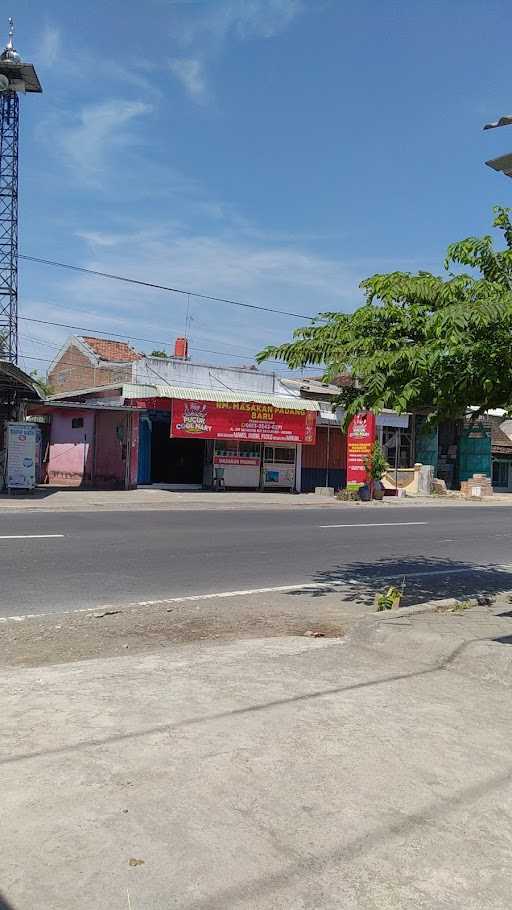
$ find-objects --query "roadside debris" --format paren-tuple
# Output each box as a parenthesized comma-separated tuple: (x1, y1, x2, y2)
(91, 609, 122, 619)
(128, 858, 144, 867)
(449, 600, 475, 614)
(304, 630, 325, 638)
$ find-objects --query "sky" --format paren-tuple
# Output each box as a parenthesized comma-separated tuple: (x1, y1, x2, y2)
(9, 0, 512, 377)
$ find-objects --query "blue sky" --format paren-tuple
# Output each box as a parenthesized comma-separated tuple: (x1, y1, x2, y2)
(10, 0, 512, 375)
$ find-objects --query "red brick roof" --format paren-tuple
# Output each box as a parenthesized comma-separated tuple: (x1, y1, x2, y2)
(80, 336, 142, 363)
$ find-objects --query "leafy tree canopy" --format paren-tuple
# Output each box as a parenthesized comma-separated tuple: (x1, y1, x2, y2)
(150, 350, 170, 359)
(257, 207, 512, 425)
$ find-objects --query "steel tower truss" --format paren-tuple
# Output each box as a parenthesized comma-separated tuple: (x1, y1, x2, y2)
(0, 90, 18, 362)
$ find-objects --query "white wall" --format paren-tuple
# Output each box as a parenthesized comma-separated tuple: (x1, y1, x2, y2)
(133, 357, 299, 398)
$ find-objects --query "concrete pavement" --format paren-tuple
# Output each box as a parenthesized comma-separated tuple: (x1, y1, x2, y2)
(1, 486, 512, 512)
(3, 599, 512, 909)
(0, 487, 350, 512)
(3, 504, 512, 616)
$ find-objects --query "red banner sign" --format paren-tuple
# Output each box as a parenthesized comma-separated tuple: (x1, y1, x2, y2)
(171, 399, 316, 445)
(347, 412, 376, 486)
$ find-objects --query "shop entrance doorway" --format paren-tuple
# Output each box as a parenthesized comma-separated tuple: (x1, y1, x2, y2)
(151, 418, 205, 484)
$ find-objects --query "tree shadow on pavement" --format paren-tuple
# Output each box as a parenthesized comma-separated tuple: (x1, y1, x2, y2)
(287, 555, 512, 607)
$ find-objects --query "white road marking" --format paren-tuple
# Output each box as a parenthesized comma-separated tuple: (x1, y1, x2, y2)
(319, 521, 429, 529)
(0, 534, 65, 540)
(2, 562, 512, 624)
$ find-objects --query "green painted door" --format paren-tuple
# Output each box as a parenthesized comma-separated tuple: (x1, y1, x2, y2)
(457, 425, 491, 482)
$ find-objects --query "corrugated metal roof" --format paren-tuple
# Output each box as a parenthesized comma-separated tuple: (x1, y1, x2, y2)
(122, 383, 159, 399)
(0, 360, 42, 401)
(144, 385, 319, 411)
(31, 401, 144, 413)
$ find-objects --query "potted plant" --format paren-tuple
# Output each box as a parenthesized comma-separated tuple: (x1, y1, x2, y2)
(363, 441, 389, 500)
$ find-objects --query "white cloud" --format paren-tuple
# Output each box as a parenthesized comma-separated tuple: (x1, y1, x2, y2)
(76, 231, 127, 248)
(53, 99, 152, 184)
(169, 57, 208, 101)
(177, 0, 304, 45)
(169, 0, 304, 99)
(39, 25, 61, 66)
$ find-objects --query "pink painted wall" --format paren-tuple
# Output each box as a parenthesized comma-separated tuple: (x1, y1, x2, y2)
(94, 411, 128, 488)
(45, 409, 140, 488)
(47, 412, 95, 486)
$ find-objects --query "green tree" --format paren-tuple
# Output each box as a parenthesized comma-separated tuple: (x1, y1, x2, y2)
(150, 350, 169, 359)
(30, 370, 54, 397)
(257, 206, 512, 425)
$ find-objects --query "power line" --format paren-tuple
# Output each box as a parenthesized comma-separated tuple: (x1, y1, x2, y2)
(18, 314, 189, 348)
(20, 294, 265, 358)
(18, 347, 322, 377)
(19, 315, 264, 361)
(17, 315, 324, 372)
(20, 254, 317, 322)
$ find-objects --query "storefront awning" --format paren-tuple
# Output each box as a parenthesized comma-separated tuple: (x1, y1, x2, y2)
(145, 385, 320, 412)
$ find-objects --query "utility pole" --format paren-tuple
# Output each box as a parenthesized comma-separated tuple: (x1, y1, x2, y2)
(0, 18, 42, 363)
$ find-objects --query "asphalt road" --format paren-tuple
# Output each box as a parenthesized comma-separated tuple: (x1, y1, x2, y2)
(1, 505, 512, 616)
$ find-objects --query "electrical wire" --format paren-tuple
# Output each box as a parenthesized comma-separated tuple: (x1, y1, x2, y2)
(20, 254, 317, 322)
(19, 298, 265, 358)
(16, 316, 324, 372)
(18, 349, 322, 377)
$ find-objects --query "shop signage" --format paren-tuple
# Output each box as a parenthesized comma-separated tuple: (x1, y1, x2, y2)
(213, 456, 260, 466)
(7, 422, 39, 490)
(171, 399, 317, 444)
(347, 412, 376, 487)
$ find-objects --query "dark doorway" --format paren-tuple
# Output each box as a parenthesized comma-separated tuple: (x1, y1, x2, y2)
(151, 417, 205, 484)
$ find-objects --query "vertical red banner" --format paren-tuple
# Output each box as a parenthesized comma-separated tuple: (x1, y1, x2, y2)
(347, 412, 376, 487)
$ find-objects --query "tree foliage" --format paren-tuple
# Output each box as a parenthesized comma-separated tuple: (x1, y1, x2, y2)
(257, 207, 512, 424)
(30, 370, 54, 397)
(364, 441, 388, 484)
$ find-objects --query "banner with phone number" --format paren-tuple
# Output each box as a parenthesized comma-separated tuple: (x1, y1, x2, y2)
(170, 399, 317, 444)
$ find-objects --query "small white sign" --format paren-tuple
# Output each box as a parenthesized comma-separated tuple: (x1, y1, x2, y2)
(7, 423, 39, 490)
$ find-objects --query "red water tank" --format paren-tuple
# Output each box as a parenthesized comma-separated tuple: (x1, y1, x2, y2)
(174, 337, 189, 359)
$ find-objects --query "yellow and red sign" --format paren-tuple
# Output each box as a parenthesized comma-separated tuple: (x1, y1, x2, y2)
(347, 412, 376, 486)
(170, 399, 316, 445)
